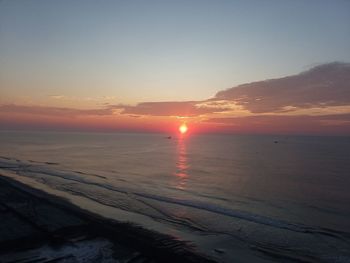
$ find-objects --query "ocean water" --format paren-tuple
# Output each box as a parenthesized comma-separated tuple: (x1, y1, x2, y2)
(0, 131, 350, 262)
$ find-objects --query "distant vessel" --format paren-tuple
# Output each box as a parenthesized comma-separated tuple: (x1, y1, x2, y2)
(166, 136, 172, 139)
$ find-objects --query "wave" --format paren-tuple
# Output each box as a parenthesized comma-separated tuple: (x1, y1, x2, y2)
(0, 156, 348, 241)
(134, 192, 350, 240)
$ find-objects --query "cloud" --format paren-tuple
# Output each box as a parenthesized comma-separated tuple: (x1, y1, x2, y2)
(114, 62, 350, 118)
(0, 104, 115, 117)
(205, 113, 350, 135)
(49, 95, 65, 99)
(2, 62, 350, 135)
(118, 101, 230, 117)
(215, 62, 350, 113)
(207, 113, 350, 124)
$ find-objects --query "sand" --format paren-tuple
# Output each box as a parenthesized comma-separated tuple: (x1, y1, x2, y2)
(0, 175, 215, 263)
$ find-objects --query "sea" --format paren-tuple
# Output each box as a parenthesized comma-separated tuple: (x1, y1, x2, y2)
(0, 131, 349, 262)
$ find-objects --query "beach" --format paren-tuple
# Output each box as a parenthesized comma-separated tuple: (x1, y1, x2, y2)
(0, 174, 215, 263)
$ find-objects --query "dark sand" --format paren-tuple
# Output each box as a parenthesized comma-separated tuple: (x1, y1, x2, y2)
(0, 175, 216, 263)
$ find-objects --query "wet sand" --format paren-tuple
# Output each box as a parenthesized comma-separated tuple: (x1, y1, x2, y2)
(0, 175, 215, 263)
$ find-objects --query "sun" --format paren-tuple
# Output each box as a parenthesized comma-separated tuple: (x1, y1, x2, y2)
(179, 124, 188, 134)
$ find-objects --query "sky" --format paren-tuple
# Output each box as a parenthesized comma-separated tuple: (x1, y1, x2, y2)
(1, 0, 350, 135)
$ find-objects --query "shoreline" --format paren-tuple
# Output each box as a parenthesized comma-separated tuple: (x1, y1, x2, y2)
(0, 175, 216, 263)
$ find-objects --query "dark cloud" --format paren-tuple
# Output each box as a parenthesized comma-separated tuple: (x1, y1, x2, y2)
(206, 114, 350, 134)
(115, 62, 350, 117)
(0, 102, 229, 118)
(208, 113, 350, 124)
(215, 62, 350, 113)
(119, 101, 228, 117)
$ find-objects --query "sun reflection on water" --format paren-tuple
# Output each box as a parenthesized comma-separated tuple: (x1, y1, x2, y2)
(174, 137, 188, 190)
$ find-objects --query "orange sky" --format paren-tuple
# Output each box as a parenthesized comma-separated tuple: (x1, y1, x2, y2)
(1, 63, 350, 136)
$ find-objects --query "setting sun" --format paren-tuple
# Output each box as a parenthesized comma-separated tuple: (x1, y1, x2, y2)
(179, 124, 188, 134)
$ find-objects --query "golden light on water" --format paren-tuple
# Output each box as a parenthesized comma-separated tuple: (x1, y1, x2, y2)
(179, 124, 188, 134)
(174, 135, 188, 190)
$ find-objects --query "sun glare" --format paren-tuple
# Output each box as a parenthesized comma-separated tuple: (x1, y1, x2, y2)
(179, 124, 188, 134)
